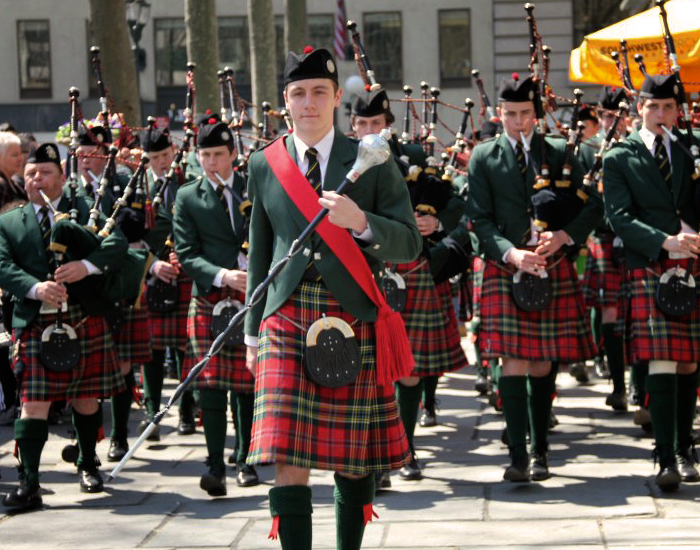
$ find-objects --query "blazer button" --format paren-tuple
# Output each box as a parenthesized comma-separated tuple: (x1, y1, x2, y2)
(372, 244, 380, 250)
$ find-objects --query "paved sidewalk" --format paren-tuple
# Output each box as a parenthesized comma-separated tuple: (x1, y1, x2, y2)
(1, 362, 699, 549)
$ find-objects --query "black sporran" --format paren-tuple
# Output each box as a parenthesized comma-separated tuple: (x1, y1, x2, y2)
(210, 297, 245, 347)
(382, 270, 407, 313)
(304, 316, 361, 388)
(655, 266, 697, 317)
(512, 270, 552, 312)
(146, 277, 179, 313)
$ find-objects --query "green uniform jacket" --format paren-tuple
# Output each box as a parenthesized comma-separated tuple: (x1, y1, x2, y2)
(244, 129, 422, 337)
(578, 136, 601, 174)
(0, 189, 128, 328)
(467, 133, 602, 262)
(602, 128, 700, 268)
(143, 169, 183, 256)
(173, 172, 247, 296)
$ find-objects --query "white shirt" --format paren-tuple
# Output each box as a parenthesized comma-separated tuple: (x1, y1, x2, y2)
(26, 199, 100, 300)
(639, 126, 672, 167)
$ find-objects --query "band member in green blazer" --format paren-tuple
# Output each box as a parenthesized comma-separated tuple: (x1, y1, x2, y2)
(603, 73, 700, 491)
(244, 47, 421, 550)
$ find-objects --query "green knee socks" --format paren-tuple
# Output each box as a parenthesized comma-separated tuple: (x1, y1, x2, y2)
(528, 369, 556, 454)
(73, 407, 102, 470)
(647, 373, 677, 466)
(421, 376, 439, 413)
(268, 485, 313, 550)
(602, 323, 625, 394)
(235, 391, 254, 465)
(395, 380, 423, 446)
(142, 349, 165, 417)
(334, 473, 375, 550)
(14, 418, 49, 486)
(676, 369, 699, 453)
(199, 388, 228, 472)
(111, 369, 135, 439)
(499, 376, 528, 456)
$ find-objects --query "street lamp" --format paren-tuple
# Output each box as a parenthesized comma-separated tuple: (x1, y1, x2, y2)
(126, 0, 151, 72)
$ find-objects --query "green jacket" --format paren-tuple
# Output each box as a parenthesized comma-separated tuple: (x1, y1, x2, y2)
(602, 127, 700, 268)
(467, 132, 602, 262)
(143, 168, 184, 256)
(173, 172, 248, 295)
(577, 136, 601, 174)
(244, 129, 422, 337)
(0, 189, 128, 328)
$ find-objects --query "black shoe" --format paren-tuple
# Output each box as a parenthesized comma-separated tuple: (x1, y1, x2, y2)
(235, 463, 259, 487)
(2, 480, 42, 509)
(137, 419, 160, 441)
(419, 408, 437, 428)
(177, 414, 196, 436)
(200, 470, 227, 497)
(107, 437, 129, 462)
(503, 451, 530, 482)
(398, 454, 422, 480)
(633, 407, 651, 426)
(529, 452, 551, 481)
(594, 357, 610, 379)
(605, 391, 629, 412)
(61, 443, 79, 465)
(228, 451, 237, 465)
(374, 471, 392, 492)
(676, 449, 700, 482)
(78, 467, 104, 493)
(569, 363, 589, 383)
(656, 465, 681, 492)
(628, 386, 641, 406)
(475, 374, 490, 395)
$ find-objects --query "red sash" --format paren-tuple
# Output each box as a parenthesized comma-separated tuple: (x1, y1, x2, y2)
(263, 136, 415, 385)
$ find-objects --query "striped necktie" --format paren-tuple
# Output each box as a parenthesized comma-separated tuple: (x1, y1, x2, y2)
(515, 142, 528, 178)
(39, 206, 55, 270)
(305, 147, 322, 195)
(654, 134, 672, 193)
(215, 183, 232, 225)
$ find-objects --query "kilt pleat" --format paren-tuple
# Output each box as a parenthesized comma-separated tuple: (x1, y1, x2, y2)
(11, 305, 125, 402)
(113, 293, 153, 364)
(626, 259, 700, 362)
(393, 259, 468, 376)
(479, 256, 597, 362)
(460, 256, 485, 322)
(182, 287, 253, 392)
(148, 272, 192, 351)
(582, 234, 626, 314)
(247, 281, 410, 474)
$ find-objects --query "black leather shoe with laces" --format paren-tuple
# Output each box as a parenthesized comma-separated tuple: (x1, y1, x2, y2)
(398, 453, 422, 480)
(200, 464, 227, 497)
(529, 452, 551, 481)
(676, 449, 699, 482)
(236, 463, 259, 487)
(605, 391, 628, 412)
(2, 480, 42, 509)
(79, 467, 104, 493)
(137, 418, 161, 441)
(107, 437, 129, 462)
(503, 450, 530, 482)
(419, 408, 437, 428)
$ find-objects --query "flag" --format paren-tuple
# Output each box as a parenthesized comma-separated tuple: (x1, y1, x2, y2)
(334, 0, 349, 61)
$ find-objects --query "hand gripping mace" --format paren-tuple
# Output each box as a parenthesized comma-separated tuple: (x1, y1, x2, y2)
(108, 132, 392, 481)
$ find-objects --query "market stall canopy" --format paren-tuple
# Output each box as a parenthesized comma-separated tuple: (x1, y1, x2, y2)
(569, 0, 700, 92)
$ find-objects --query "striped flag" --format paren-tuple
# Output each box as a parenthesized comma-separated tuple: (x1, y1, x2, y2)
(334, 0, 349, 60)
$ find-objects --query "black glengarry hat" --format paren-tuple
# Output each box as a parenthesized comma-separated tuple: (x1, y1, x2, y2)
(597, 87, 627, 110)
(351, 89, 392, 117)
(141, 126, 172, 153)
(639, 73, 680, 100)
(284, 46, 338, 87)
(578, 104, 598, 123)
(498, 73, 535, 103)
(78, 124, 112, 146)
(197, 115, 234, 151)
(27, 143, 61, 168)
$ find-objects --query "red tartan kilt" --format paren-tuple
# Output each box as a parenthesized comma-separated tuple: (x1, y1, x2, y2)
(626, 258, 700, 362)
(248, 281, 410, 474)
(148, 272, 192, 351)
(11, 305, 125, 402)
(393, 259, 468, 376)
(112, 293, 153, 364)
(182, 287, 253, 392)
(479, 256, 597, 362)
(582, 234, 626, 310)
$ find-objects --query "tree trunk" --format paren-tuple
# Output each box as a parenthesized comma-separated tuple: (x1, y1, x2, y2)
(88, 0, 141, 126)
(284, 0, 308, 56)
(185, 0, 220, 117)
(247, 0, 278, 123)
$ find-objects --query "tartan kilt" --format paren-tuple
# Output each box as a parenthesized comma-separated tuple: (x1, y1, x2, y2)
(182, 287, 253, 392)
(247, 281, 410, 474)
(393, 259, 467, 376)
(147, 272, 192, 351)
(112, 293, 153, 364)
(582, 233, 626, 312)
(626, 258, 700, 362)
(11, 305, 125, 402)
(479, 256, 597, 362)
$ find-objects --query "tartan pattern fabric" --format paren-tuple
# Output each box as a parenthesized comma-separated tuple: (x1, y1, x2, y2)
(247, 281, 410, 474)
(479, 256, 597, 361)
(393, 259, 466, 376)
(182, 287, 253, 392)
(148, 272, 193, 351)
(460, 256, 485, 322)
(11, 305, 125, 401)
(113, 294, 153, 364)
(626, 258, 700, 362)
(434, 278, 468, 371)
(582, 233, 627, 312)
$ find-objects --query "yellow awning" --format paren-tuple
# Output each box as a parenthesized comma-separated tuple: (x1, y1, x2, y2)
(569, 0, 700, 92)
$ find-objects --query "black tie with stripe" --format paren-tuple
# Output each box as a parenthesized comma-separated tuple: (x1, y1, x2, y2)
(215, 183, 232, 224)
(515, 141, 528, 178)
(305, 147, 322, 195)
(39, 206, 55, 270)
(654, 134, 672, 193)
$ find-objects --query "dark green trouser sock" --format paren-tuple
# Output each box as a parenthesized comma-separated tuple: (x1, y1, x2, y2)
(235, 391, 254, 464)
(647, 373, 678, 466)
(14, 418, 49, 486)
(499, 376, 528, 456)
(528, 369, 556, 454)
(142, 349, 166, 417)
(421, 376, 439, 413)
(676, 369, 699, 453)
(73, 407, 102, 470)
(111, 369, 135, 439)
(268, 485, 313, 550)
(491, 360, 501, 393)
(199, 388, 228, 472)
(591, 308, 602, 358)
(395, 380, 423, 446)
(602, 323, 626, 394)
(334, 473, 375, 550)
(176, 349, 195, 417)
(632, 361, 649, 402)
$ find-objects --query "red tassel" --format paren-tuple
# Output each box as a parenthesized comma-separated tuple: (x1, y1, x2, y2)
(644, 393, 650, 408)
(268, 516, 280, 540)
(97, 424, 105, 443)
(145, 199, 155, 230)
(13, 440, 18, 459)
(550, 391, 557, 402)
(374, 305, 415, 386)
(362, 503, 379, 526)
(696, 388, 700, 398)
(132, 384, 143, 406)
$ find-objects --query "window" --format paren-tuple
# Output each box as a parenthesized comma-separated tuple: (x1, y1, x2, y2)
(219, 17, 250, 87)
(154, 18, 188, 87)
(362, 12, 402, 87)
(274, 14, 335, 87)
(17, 20, 52, 99)
(439, 9, 471, 87)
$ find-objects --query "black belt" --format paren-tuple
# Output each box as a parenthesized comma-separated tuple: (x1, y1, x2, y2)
(301, 262, 323, 282)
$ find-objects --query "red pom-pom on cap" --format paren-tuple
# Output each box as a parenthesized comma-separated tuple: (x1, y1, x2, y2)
(364, 84, 371, 91)
(511, 72, 519, 81)
(205, 109, 211, 115)
(303, 45, 314, 54)
(208, 117, 217, 125)
(611, 86, 617, 91)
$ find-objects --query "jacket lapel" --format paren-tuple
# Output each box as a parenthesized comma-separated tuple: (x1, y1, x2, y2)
(496, 134, 528, 199)
(628, 131, 673, 200)
(22, 202, 48, 268)
(671, 128, 686, 205)
(197, 176, 235, 238)
(324, 129, 356, 191)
